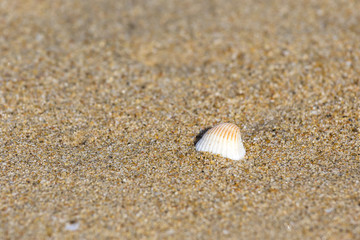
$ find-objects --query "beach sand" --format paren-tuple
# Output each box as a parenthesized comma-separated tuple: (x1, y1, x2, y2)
(1, 0, 359, 239)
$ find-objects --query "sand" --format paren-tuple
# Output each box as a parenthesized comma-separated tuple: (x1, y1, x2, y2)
(1, 0, 359, 239)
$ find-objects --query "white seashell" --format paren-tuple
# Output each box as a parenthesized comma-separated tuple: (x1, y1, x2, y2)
(195, 123, 246, 160)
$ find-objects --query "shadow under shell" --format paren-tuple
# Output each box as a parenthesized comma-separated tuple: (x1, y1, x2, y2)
(193, 127, 211, 146)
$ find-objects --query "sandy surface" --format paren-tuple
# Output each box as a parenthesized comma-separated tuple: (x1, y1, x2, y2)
(1, 0, 359, 239)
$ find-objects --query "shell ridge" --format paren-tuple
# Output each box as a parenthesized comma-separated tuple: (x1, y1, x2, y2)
(198, 133, 210, 152)
(223, 124, 232, 158)
(214, 124, 227, 155)
(224, 125, 232, 157)
(210, 126, 220, 155)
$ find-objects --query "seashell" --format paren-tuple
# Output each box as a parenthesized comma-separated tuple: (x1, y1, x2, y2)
(195, 123, 246, 160)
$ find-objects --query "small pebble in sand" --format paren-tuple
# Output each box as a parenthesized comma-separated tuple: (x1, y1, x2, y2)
(65, 221, 80, 231)
(195, 123, 246, 160)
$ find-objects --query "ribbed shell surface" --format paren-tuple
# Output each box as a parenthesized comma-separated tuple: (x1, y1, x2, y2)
(195, 123, 246, 160)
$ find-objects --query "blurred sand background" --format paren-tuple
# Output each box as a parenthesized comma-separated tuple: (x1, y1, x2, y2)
(1, 0, 359, 239)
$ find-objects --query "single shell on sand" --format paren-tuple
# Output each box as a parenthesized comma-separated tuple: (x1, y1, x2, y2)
(195, 123, 246, 160)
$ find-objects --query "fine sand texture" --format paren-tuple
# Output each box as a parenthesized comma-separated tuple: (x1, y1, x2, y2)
(1, 0, 359, 239)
